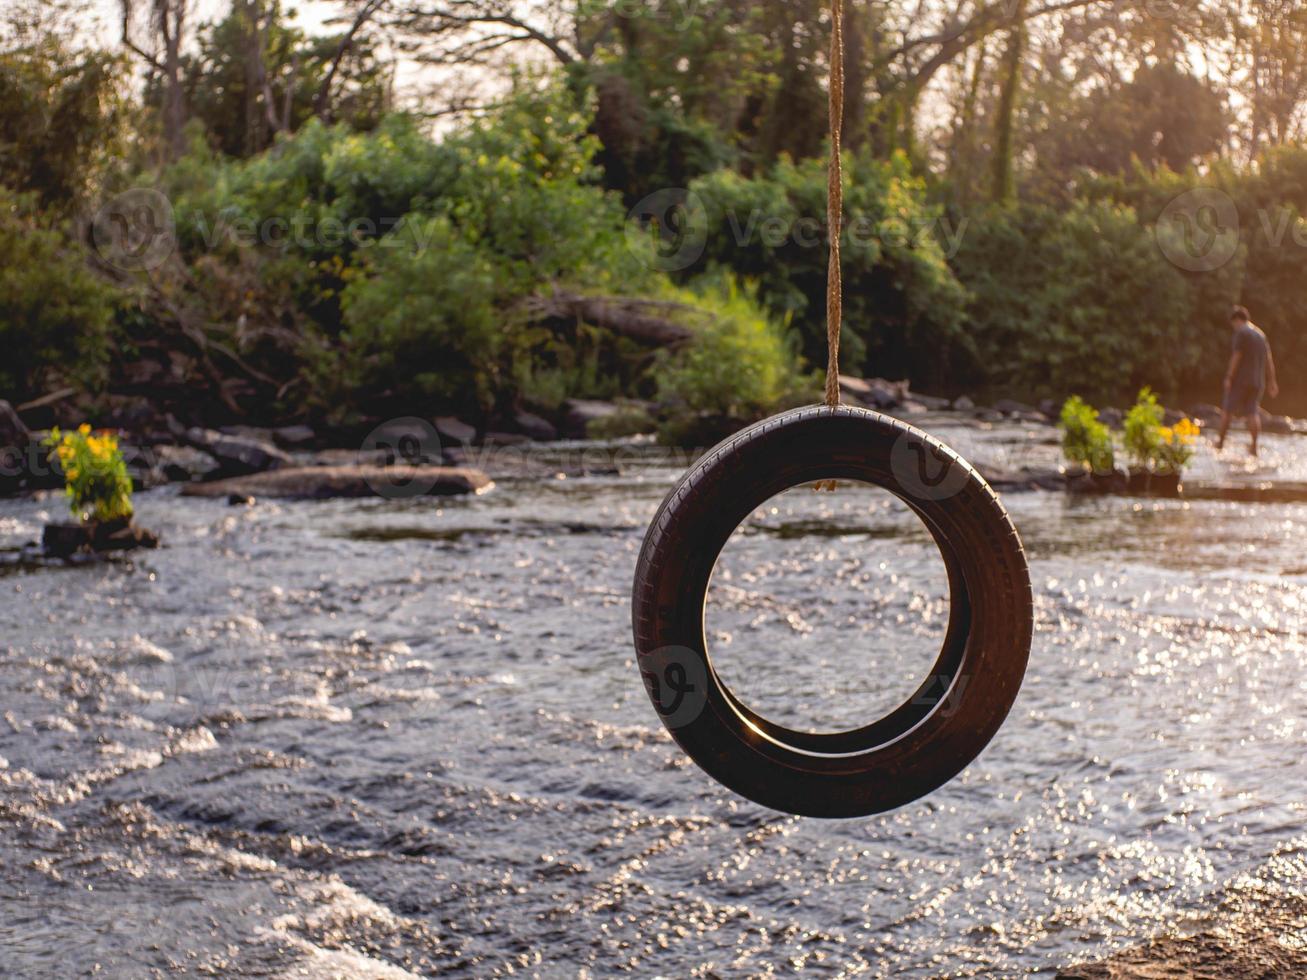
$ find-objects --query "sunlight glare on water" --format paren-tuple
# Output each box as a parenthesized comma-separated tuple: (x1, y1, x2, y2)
(1, 419, 1305, 977)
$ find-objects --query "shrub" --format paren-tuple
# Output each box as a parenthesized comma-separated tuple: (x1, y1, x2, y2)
(951, 201, 1194, 402)
(654, 275, 812, 424)
(0, 189, 119, 402)
(44, 425, 133, 522)
(335, 216, 501, 411)
(1059, 396, 1116, 473)
(1123, 387, 1165, 469)
(689, 150, 969, 385)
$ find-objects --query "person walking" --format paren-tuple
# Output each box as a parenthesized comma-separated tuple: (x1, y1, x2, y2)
(1217, 306, 1279, 457)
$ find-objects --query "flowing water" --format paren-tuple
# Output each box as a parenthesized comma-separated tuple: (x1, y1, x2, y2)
(1, 417, 1305, 977)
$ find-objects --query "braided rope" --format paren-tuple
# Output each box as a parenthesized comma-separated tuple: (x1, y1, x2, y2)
(824, 0, 845, 410)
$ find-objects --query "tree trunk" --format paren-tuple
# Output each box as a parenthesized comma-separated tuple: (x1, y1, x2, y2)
(990, 0, 1027, 204)
(159, 0, 185, 159)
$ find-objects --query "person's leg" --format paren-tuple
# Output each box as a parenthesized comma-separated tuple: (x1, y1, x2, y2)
(1217, 408, 1232, 451)
(1248, 411, 1262, 457)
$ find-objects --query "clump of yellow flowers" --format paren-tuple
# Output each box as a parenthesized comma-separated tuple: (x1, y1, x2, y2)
(1157, 417, 1200, 475)
(43, 424, 134, 522)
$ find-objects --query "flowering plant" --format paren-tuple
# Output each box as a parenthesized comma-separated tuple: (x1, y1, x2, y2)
(1156, 418, 1200, 475)
(43, 425, 134, 522)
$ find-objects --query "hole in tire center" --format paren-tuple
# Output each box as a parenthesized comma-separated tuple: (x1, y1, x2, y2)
(705, 482, 953, 736)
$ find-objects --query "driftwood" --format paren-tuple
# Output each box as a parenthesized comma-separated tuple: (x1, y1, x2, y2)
(522, 293, 696, 347)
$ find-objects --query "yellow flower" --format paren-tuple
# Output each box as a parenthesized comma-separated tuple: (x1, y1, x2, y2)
(78, 423, 91, 436)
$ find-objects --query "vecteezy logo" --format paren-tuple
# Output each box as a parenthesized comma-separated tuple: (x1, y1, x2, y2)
(639, 645, 708, 730)
(1155, 187, 1241, 273)
(91, 187, 176, 272)
(625, 188, 708, 272)
(360, 417, 444, 499)
(890, 432, 971, 502)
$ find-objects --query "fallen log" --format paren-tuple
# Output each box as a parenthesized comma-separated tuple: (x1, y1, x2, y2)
(180, 465, 492, 500)
(522, 292, 695, 347)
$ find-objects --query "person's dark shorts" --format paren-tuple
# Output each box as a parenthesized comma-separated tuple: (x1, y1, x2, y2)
(1224, 383, 1264, 418)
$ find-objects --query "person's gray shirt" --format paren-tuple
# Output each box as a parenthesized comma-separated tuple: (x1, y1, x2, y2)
(1232, 323, 1270, 389)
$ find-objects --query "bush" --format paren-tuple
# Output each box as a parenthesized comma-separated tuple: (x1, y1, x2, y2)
(0, 189, 119, 401)
(689, 151, 969, 385)
(336, 216, 500, 411)
(654, 275, 812, 427)
(952, 201, 1194, 403)
(1059, 396, 1116, 473)
(1123, 387, 1165, 469)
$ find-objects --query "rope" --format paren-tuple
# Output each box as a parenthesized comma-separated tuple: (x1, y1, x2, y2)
(816, 1, 845, 493)
(824, 0, 845, 410)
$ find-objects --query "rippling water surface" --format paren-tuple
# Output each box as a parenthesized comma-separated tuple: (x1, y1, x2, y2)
(2, 418, 1305, 977)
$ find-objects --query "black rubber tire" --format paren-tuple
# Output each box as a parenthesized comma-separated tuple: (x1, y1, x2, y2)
(631, 405, 1033, 818)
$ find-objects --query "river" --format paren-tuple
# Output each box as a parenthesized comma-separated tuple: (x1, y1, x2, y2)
(1, 416, 1304, 977)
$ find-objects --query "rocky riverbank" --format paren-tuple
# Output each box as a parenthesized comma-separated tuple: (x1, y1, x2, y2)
(4, 380, 1306, 504)
(1058, 840, 1307, 979)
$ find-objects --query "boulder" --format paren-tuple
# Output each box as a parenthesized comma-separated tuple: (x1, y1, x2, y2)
(273, 424, 316, 448)
(561, 399, 619, 438)
(180, 465, 492, 500)
(1190, 403, 1224, 425)
(364, 418, 443, 464)
(512, 410, 558, 442)
(153, 444, 220, 482)
(482, 431, 531, 448)
(910, 392, 953, 411)
(185, 427, 292, 476)
(953, 395, 976, 412)
(434, 416, 477, 447)
(993, 398, 1039, 416)
(845, 377, 910, 410)
(42, 518, 160, 558)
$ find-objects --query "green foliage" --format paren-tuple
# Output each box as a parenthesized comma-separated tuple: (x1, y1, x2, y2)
(586, 404, 657, 440)
(0, 32, 126, 213)
(690, 151, 968, 386)
(0, 189, 119, 401)
(1059, 396, 1116, 473)
(183, 0, 390, 158)
(1123, 387, 1165, 468)
(654, 275, 812, 422)
(44, 425, 134, 522)
(952, 201, 1193, 402)
(336, 216, 500, 409)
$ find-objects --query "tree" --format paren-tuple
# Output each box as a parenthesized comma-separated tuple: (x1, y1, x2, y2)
(121, 0, 189, 159)
(0, 24, 127, 214)
(185, 0, 391, 158)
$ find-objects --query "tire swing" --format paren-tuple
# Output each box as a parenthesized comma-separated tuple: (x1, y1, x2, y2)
(630, 1, 1033, 819)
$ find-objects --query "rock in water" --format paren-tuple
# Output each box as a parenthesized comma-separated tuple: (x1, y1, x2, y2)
(153, 444, 221, 483)
(184, 427, 292, 476)
(561, 400, 618, 438)
(180, 465, 492, 500)
(42, 519, 160, 557)
(273, 424, 316, 448)
(512, 411, 558, 442)
(434, 416, 477, 447)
